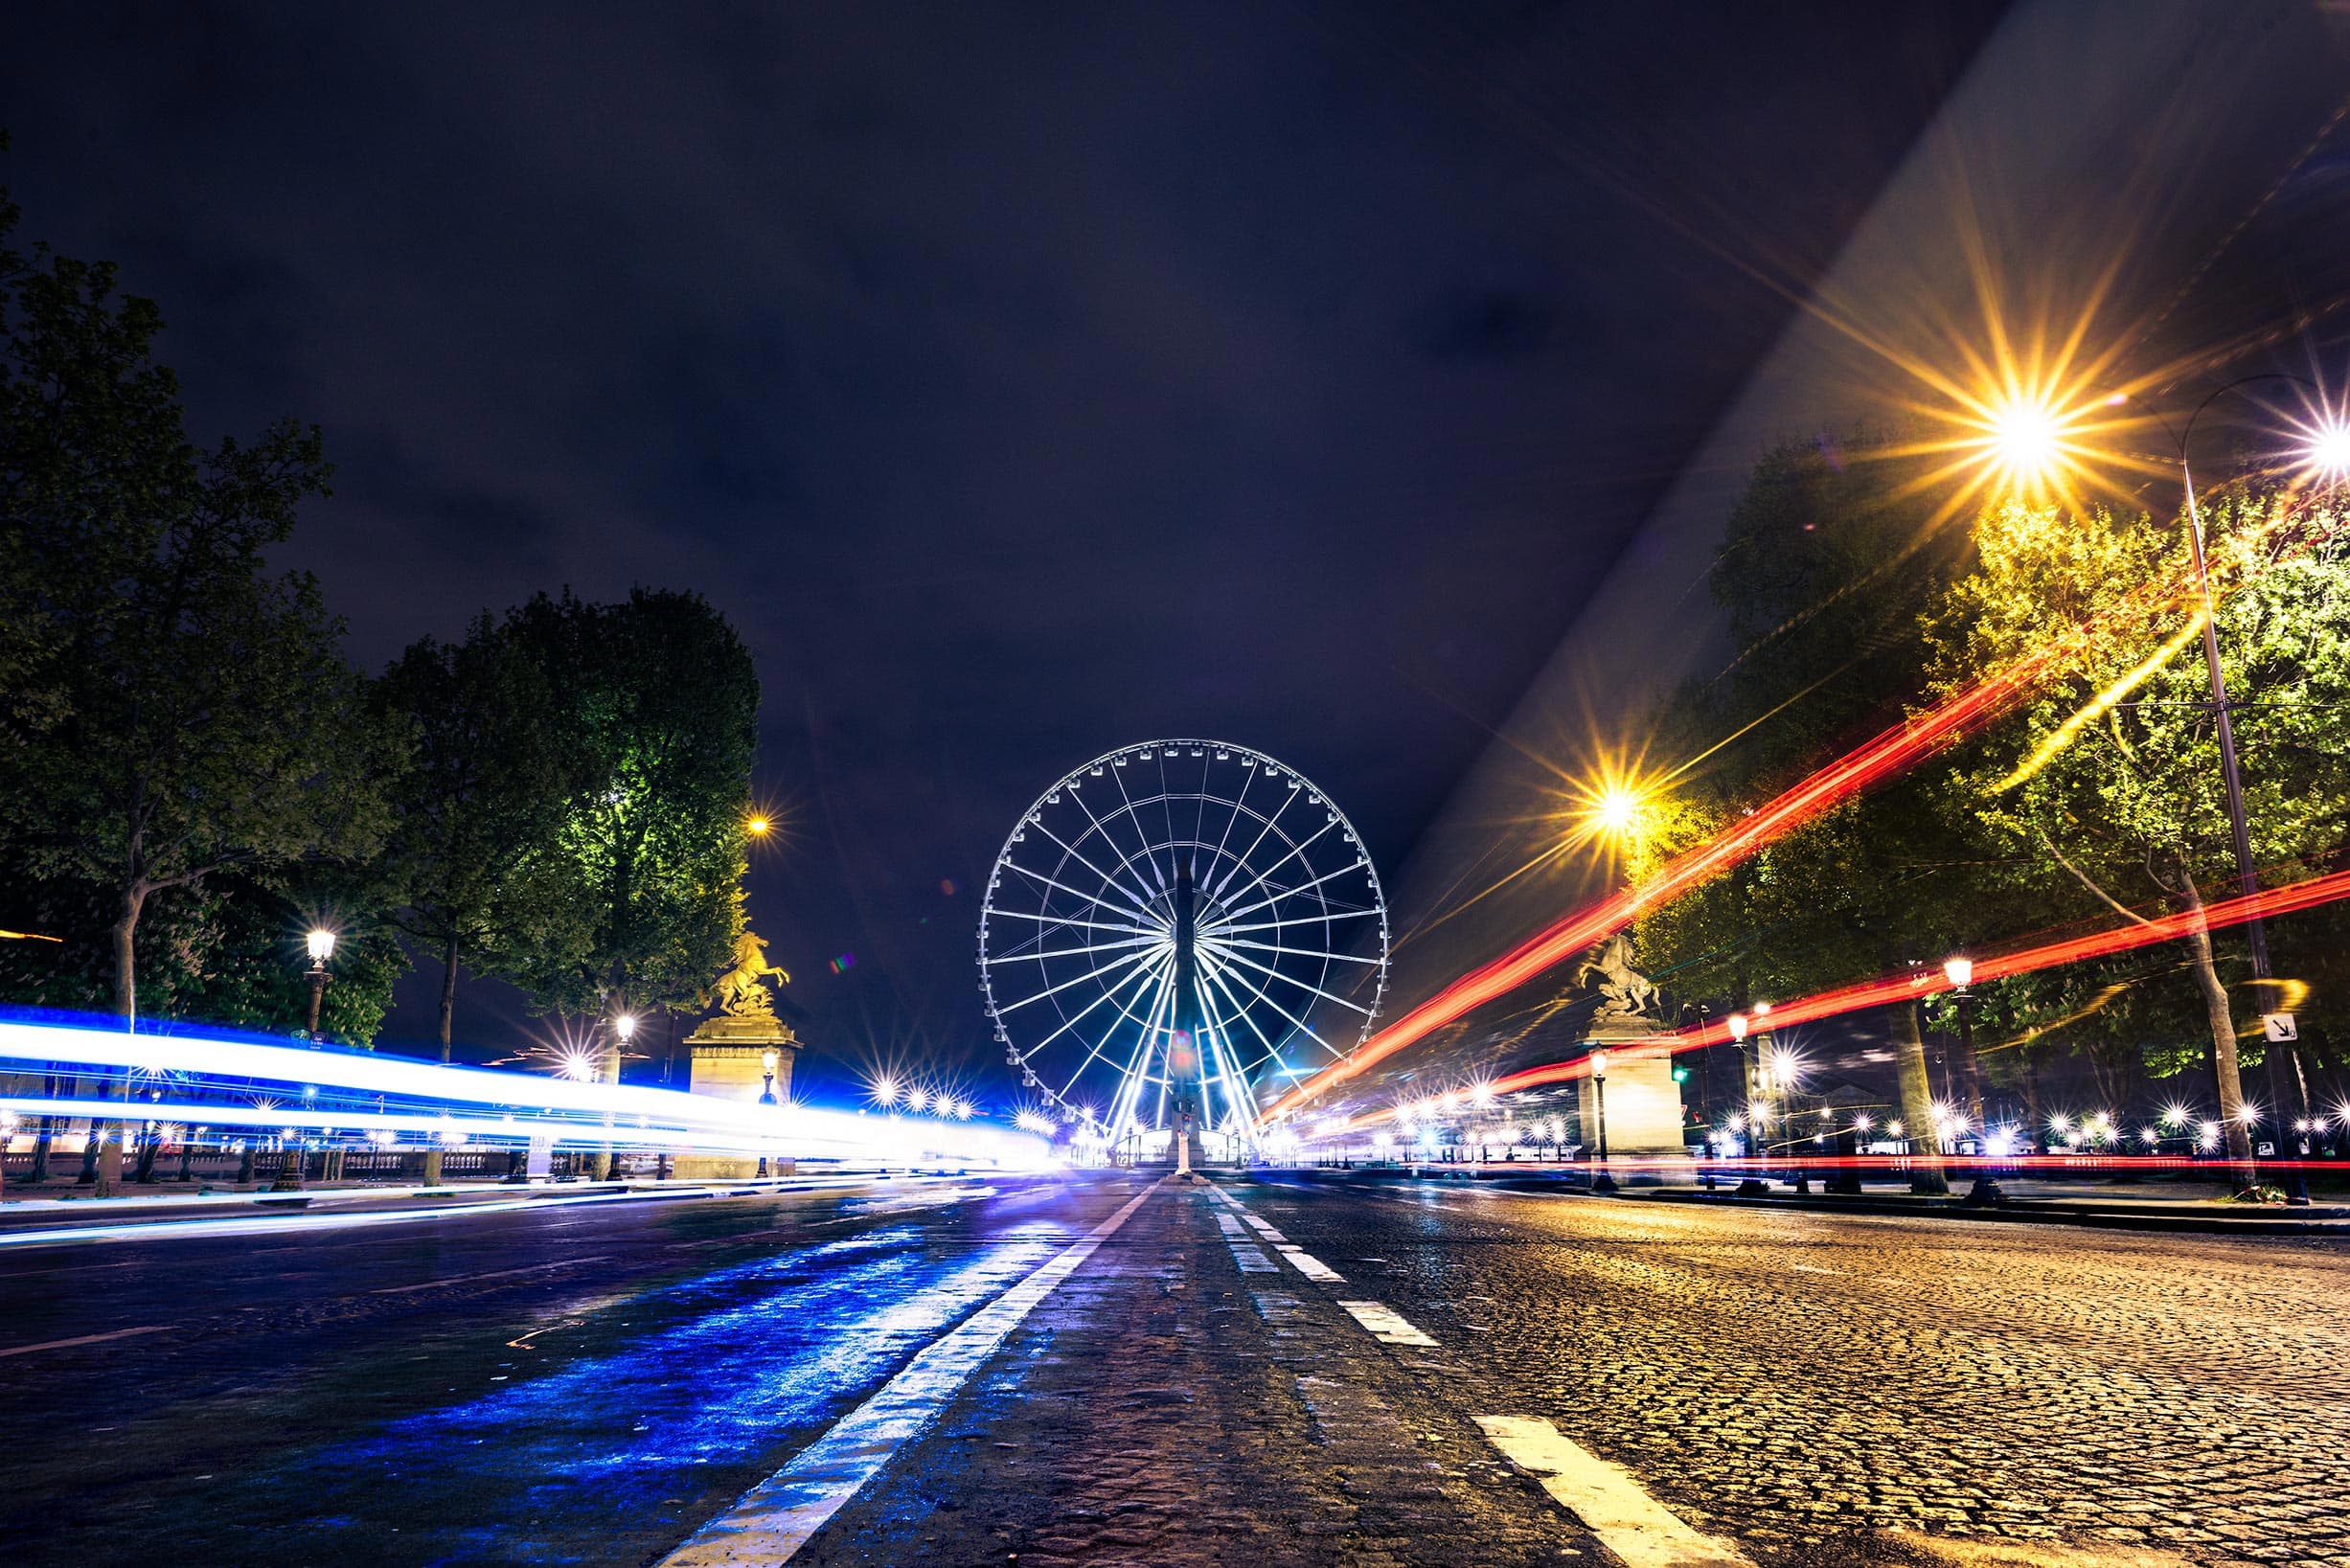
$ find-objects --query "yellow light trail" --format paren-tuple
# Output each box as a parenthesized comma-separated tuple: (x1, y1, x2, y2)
(1994, 609, 2208, 792)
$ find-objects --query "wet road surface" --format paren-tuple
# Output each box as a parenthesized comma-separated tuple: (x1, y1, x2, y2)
(5, 1171, 2346, 1566)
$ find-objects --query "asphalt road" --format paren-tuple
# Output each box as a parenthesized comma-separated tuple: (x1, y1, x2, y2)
(4, 1172, 2346, 1567)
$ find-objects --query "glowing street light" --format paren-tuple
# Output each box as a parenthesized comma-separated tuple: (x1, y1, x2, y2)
(746, 815, 771, 837)
(2304, 417, 2350, 482)
(759, 1049, 780, 1106)
(612, 1013, 637, 1043)
(1985, 395, 2065, 486)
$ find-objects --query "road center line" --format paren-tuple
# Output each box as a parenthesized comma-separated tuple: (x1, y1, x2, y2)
(0, 1324, 171, 1358)
(1336, 1299, 1439, 1347)
(657, 1179, 1163, 1567)
(369, 1255, 611, 1294)
(1276, 1246, 1345, 1283)
(1476, 1415, 1754, 1568)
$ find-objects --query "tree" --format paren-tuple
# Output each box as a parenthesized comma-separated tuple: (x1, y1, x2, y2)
(1631, 435, 1997, 1191)
(376, 614, 584, 1057)
(502, 589, 759, 1078)
(1926, 489, 2350, 1186)
(0, 194, 394, 1193)
(376, 613, 583, 1184)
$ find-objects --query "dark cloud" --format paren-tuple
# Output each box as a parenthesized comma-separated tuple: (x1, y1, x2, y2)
(0, 0, 2008, 1097)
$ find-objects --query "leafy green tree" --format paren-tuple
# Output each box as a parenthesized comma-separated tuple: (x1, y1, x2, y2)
(502, 588, 760, 1055)
(376, 614, 585, 1058)
(0, 193, 394, 1193)
(1926, 490, 2350, 1183)
(1632, 435, 1997, 1190)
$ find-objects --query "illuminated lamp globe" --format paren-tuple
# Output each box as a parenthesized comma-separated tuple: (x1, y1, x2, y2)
(306, 928, 336, 965)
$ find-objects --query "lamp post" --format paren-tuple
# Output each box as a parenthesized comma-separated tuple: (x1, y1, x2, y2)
(302, 927, 335, 1039)
(1726, 1012, 1750, 1162)
(1943, 955, 2002, 1205)
(755, 1048, 779, 1178)
(272, 931, 334, 1193)
(1589, 1050, 1614, 1193)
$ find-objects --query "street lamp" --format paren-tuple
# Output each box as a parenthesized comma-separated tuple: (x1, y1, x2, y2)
(1588, 1050, 1613, 1193)
(1943, 955, 2000, 1203)
(270, 930, 335, 1193)
(303, 928, 335, 1039)
(760, 1049, 779, 1106)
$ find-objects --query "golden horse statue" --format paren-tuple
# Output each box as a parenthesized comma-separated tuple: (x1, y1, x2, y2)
(710, 930, 790, 1016)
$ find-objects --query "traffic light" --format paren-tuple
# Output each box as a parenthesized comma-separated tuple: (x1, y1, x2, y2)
(1672, 1066, 1690, 1084)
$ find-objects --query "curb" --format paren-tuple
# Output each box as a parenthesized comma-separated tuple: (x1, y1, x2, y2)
(1256, 1166, 2350, 1236)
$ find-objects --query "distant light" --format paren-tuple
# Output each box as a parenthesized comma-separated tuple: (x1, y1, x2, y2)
(1589, 1051, 1609, 1079)
(747, 816, 771, 836)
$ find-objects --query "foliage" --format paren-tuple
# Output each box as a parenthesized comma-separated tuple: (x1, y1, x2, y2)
(375, 613, 585, 1055)
(497, 588, 760, 1020)
(0, 178, 399, 1024)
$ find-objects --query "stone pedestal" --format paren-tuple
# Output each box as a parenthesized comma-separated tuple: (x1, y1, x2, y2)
(1574, 1029, 1690, 1161)
(674, 1015, 800, 1180)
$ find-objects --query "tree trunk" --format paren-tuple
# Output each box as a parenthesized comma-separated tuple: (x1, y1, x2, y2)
(1890, 1000, 1948, 1195)
(2176, 883, 2257, 1188)
(97, 886, 144, 1196)
(422, 930, 460, 1189)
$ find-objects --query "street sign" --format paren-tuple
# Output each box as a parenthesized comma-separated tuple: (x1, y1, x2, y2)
(2264, 1011, 2298, 1043)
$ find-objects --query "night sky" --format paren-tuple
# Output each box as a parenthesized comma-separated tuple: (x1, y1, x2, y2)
(0, 2, 2009, 1099)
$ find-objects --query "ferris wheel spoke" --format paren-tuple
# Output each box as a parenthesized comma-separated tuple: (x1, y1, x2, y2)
(1052, 953, 1172, 1103)
(1005, 860, 1171, 932)
(1198, 954, 1284, 1069)
(1198, 943, 1375, 1015)
(1203, 908, 1382, 937)
(1070, 791, 1171, 910)
(1207, 779, 1298, 905)
(1206, 936, 1385, 966)
(1026, 814, 1159, 915)
(1021, 955, 1161, 1059)
(993, 942, 1158, 1015)
(1107, 760, 1175, 892)
(1097, 966, 1174, 1128)
(1192, 760, 1256, 898)
(1200, 949, 1352, 1061)
(984, 907, 1159, 936)
(1191, 970, 1257, 1134)
(1211, 859, 1370, 927)
(983, 932, 1167, 967)
(1205, 817, 1337, 923)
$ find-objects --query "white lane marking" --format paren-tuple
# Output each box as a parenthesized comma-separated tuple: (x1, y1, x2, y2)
(369, 1256, 611, 1294)
(1226, 1239, 1278, 1273)
(1214, 1213, 1245, 1237)
(1476, 1415, 1754, 1568)
(659, 1179, 1162, 1567)
(0, 1324, 171, 1358)
(1242, 1215, 1288, 1242)
(1336, 1300, 1438, 1348)
(1276, 1247, 1345, 1284)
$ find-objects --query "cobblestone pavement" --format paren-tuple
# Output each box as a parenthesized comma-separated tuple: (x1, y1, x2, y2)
(795, 1180, 1599, 1568)
(12, 1170, 2348, 1565)
(1221, 1177, 2350, 1568)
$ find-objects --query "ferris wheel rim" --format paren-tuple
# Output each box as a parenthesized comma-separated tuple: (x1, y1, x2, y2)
(976, 739, 1389, 1131)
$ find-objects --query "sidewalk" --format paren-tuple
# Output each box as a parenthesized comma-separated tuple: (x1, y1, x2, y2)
(1275, 1163, 2350, 1235)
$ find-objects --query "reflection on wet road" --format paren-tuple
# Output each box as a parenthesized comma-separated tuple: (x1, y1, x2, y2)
(0, 1174, 1137, 1566)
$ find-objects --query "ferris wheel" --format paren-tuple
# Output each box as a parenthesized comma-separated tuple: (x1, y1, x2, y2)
(978, 740, 1388, 1145)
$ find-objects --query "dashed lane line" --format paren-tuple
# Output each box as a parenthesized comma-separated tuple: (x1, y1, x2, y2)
(370, 1256, 611, 1294)
(1275, 1246, 1345, 1283)
(0, 1324, 171, 1358)
(657, 1179, 1164, 1567)
(1476, 1415, 1755, 1568)
(1335, 1299, 1440, 1348)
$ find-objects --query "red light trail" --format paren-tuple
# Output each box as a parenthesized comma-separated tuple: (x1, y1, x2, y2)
(1267, 489, 2350, 1126)
(1266, 624, 2096, 1121)
(1476, 862, 2350, 1100)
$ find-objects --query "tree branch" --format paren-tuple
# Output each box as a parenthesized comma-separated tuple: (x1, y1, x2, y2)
(2038, 829, 2156, 927)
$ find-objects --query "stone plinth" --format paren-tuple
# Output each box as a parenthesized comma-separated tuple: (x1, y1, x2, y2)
(675, 1015, 799, 1180)
(1574, 1029, 1690, 1160)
